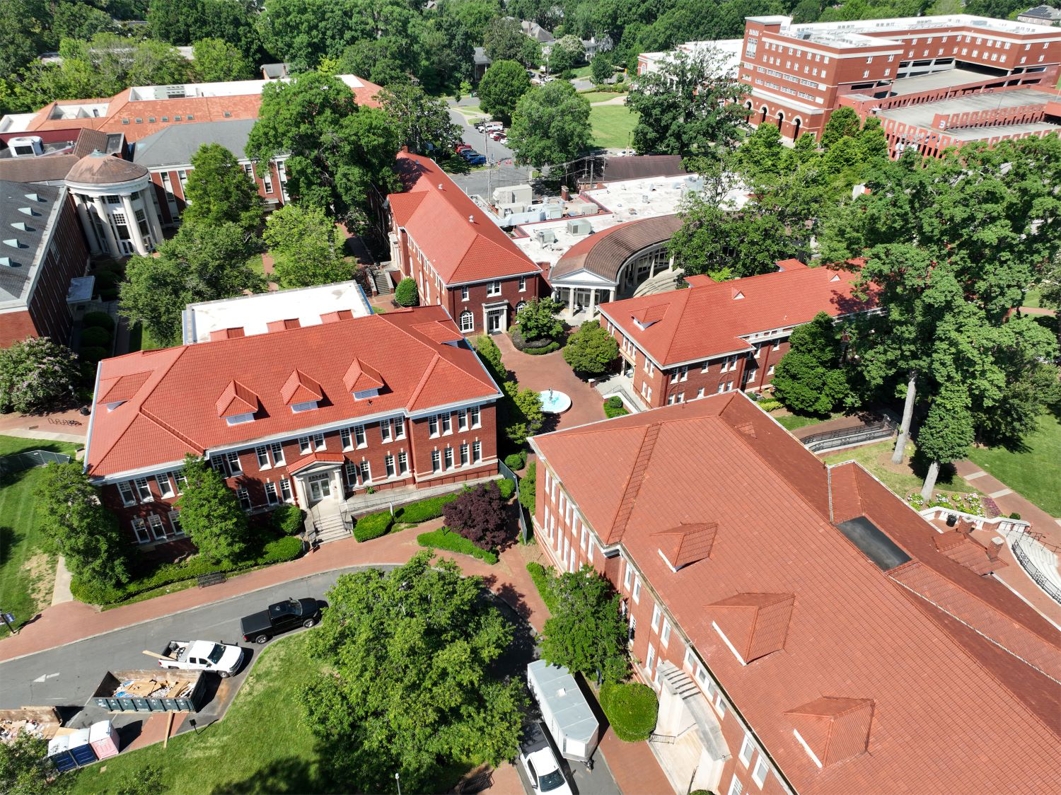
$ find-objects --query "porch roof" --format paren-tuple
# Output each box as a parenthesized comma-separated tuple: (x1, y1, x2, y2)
(286, 451, 347, 475)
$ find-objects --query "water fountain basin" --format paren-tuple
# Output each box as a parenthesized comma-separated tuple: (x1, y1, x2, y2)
(540, 389, 572, 414)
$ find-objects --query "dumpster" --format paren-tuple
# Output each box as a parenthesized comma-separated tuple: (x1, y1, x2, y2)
(90, 669, 206, 713)
(527, 660, 600, 763)
(68, 728, 98, 767)
(0, 706, 61, 745)
(46, 735, 78, 773)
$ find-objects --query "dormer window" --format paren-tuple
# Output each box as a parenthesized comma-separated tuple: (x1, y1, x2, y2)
(105, 401, 126, 412)
(226, 412, 255, 426)
(353, 388, 379, 401)
(290, 400, 318, 413)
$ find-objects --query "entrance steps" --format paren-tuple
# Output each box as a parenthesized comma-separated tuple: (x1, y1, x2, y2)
(311, 510, 350, 545)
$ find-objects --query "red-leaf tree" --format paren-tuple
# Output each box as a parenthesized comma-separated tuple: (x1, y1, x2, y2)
(443, 482, 510, 551)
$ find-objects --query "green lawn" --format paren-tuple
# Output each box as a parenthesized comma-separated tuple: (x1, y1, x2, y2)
(1022, 287, 1042, 309)
(590, 104, 637, 150)
(822, 439, 974, 500)
(968, 414, 1061, 517)
(72, 634, 322, 794)
(130, 322, 164, 352)
(570, 65, 593, 78)
(775, 413, 830, 432)
(580, 91, 626, 104)
(0, 436, 80, 635)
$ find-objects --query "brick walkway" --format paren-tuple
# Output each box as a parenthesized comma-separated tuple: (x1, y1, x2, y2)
(0, 409, 86, 444)
(493, 333, 606, 432)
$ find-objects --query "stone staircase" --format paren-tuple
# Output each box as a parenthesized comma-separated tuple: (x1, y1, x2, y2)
(371, 266, 398, 295)
(310, 509, 350, 545)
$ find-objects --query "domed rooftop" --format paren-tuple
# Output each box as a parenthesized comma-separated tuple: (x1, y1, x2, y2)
(65, 150, 148, 187)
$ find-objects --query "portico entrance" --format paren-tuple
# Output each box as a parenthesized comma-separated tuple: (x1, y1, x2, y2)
(307, 474, 332, 503)
(484, 302, 508, 334)
(288, 453, 346, 508)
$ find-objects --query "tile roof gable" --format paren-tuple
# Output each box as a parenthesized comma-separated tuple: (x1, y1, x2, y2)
(786, 696, 875, 768)
(654, 522, 718, 569)
(215, 380, 259, 418)
(709, 592, 795, 663)
(280, 369, 323, 405)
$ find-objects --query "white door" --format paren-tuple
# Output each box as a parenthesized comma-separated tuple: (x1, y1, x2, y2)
(486, 308, 504, 334)
(308, 476, 332, 503)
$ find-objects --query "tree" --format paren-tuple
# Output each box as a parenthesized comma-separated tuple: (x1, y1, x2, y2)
(563, 320, 618, 376)
(181, 143, 263, 234)
(120, 222, 264, 347)
(916, 384, 974, 500)
(247, 70, 400, 231)
(626, 48, 748, 158)
(540, 565, 629, 684)
(192, 37, 254, 82)
(483, 16, 537, 66)
(771, 312, 851, 416)
(0, 732, 69, 795)
(820, 107, 861, 151)
(591, 51, 613, 85)
(503, 383, 544, 446)
(379, 83, 462, 157)
(519, 461, 536, 515)
(177, 455, 248, 564)
(394, 277, 419, 307)
(300, 553, 526, 794)
(736, 123, 785, 185)
(35, 462, 130, 591)
(477, 60, 531, 126)
(515, 297, 564, 342)
(668, 200, 791, 280)
(443, 481, 510, 550)
(509, 81, 591, 171)
(263, 204, 351, 288)
(547, 35, 584, 75)
(0, 337, 79, 414)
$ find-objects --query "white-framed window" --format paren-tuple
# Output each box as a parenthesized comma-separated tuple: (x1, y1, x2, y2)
(118, 481, 137, 506)
(394, 419, 405, 439)
(651, 603, 662, 631)
(279, 478, 293, 502)
(457, 409, 468, 431)
(623, 561, 633, 590)
(270, 442, 285, 466)
(148, 513, 167, 540)
(155, 474, 175, 499)
(772, 339, 780, 351)
(256, 446, 270, 468)
(432, 449, 441, 472)
(265, 482, 279, 505)
(768, 365, 775, 376)
(227, 451, 242, 475)
(381, 419, 392, 442)
(487, 280, 501, 296)
(727, 774, 743, 795)
(132, 516, 150, 544)
(172, 470, 187, 494)
(628, 614, 636, 643)
(385, 454, 395, 478)
(354, 425, 366, 448)
(429, 415, 439, 437)
(676, 365, 688, 382)
(580, 523, 587, 551)
(747, 369, 756, 384)
(312, 433, 325, 451)
(660, 618, 671, 647)
(168, 509, 183, 537)
(645, 643, 656, 675)
(752, 757, 769, 787)
(739, 732, 755, 766)
(459, 310, 474, 332)
(299, 436, 312, 455)
(461, 286, 470, 301)
(717, 382, 726, 394)
(696, 387, 705, 398)
(441, 413, 452, 434)
(444, 447, 454, 469)
(470, 406, 481, 428)
(518, 276, 527, 292)
(341, 428, 352, 450)
(633, 576, 642, 603)
(262, 171, 274, 193)
(345, 461, 360, 488)
(460, 443, 469, 466)
(472, 440, 482, 462)
(683, 646, 695, 672)
(398, 450, 409, 474)
(359, 461, 371, 483)
(134, 477, 153, 502)
(237, 487, 252, 510)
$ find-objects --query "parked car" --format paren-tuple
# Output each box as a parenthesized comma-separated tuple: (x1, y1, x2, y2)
(460, 148, 480, 160)
(490, 131, 505, 141)
(240, 597, 321, 644)
(466, 153, 487, 165)
(498, 136, 508, 146)
(147, 640, 244, 677)
(519, 722, 573, 795)
(456, 143, 473, 153)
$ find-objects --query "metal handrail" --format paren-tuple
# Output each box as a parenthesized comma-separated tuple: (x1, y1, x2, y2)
(803, 421, 894, 452)
(1011, 536, 1061, 605)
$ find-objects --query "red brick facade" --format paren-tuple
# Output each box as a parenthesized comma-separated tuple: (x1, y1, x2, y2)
(147, 159, 287, 226)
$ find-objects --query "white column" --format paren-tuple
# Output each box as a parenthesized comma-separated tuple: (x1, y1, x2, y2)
(566, 287, 574, 314)
(122, 194, 148, 256)
(94, 196, 120, 258)
(293, 476, 309, 508)
(588, 289, 597, 318)
(143, 187, 164, 249)
(331, 469, 343, 501)
(73, 195, 101, 255)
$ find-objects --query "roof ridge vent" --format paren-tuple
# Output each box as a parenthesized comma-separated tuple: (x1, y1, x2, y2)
(11, 221, 34, 232)
(610, 423, 663, 542)
(4, 239, 26, 249)
(18, 206, 41, 217)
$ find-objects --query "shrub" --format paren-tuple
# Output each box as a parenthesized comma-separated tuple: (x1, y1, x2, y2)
(600, 682, 658, 742)
(603, 396, 629, 418)
(353, 509, 394, 542)
(271, 504, 305, 535)
(93, 270, 120, 288)
(756, 398, 782, 412)
(443, 482, 510, 550)
(519, 461, 536, 515)
(394, 277, 419, 307)
(526, 561, 558, 612)
(417, 527, 498, 564)
(497, 477, 516, 500)
(79, 346, 109, 363)
(563, 320, 618, 376)
(82, 311, 115, 331)
(1009, 512, 1022, 520)
(523, 340, 561, 355)
(70, 578, 124, 605)
(504, 450, 527, 470)
(259, 535, 304, 564)
(80, 326, 113, 348)
(395, 492, 460, 524)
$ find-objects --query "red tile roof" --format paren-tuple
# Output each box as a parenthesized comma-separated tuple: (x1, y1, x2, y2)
(599, 263, 877, 366)
(654, 522, 717, 569)
(86, 307, 500, 477)
(531, 394, 1061, 795)
(389, 153, 540, 285)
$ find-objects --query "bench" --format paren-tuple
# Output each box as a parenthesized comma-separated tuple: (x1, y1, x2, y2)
(197, 571, 227, 588)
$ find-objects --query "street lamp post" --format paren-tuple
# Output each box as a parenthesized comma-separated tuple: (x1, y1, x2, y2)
(395, 772, 402, 795)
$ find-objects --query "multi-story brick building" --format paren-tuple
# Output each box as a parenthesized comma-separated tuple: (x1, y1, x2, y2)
(597, 261, 873, 410)
(737, 14, 1061, 153)
(387, 153, 548, 335)
(84, 306, 502, 546)
(529, 393, 1061, 795)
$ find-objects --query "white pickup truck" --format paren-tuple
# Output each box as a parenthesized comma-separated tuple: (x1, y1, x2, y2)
(146, 640, 244, 677)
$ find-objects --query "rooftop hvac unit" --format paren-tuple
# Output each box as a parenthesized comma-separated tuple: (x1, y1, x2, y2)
(510, 184, 534, 205)
(493, 188, 514, 205)
(535, 229, 558, 245)
(566, 219, 592, 236)
(545, 203, 564, 220)
(8, 136, 43, 157)
(498, 202, 525, 215)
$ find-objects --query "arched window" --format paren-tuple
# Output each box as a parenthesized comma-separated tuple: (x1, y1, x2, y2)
(515, 300, 527, 314)
(459, 310, 474, 333)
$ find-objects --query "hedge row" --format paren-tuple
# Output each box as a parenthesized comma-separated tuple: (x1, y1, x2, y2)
(417, 527, 498, 564)
(600, 681, 659, 742)
(395, 492, 460, 524)
(604, 396, 629, 419)
(353, 510, 394, 542)
(526, 561, 558, 613)
(523, 341, 561, 355)
(271, 504, 305, 535)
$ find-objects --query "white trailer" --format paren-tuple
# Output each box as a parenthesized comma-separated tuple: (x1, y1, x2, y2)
(526, 660, 600, 763)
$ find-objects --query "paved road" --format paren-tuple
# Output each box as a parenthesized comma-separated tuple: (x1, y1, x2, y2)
(0, 568, 376, 711)
(447, 108, 535, 200)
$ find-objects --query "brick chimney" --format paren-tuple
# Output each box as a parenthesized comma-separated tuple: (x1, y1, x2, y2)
(987, 537, 1004, 562)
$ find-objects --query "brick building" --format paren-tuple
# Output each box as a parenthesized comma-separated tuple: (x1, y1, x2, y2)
(84, 306, 502, 546)
(0, 180, 91, 348)
(387, 153, 548, 335)
(737, 14, 1061, 153)
(597, 261, 873, 410)
(529, 393, 1061, 795)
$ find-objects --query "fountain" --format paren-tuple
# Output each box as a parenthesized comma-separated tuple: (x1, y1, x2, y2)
(540, 389, 572, 414)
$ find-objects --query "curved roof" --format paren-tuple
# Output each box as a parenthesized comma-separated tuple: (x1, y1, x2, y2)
(550, 214, 682, 281)
(65, 151, 148, 186)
